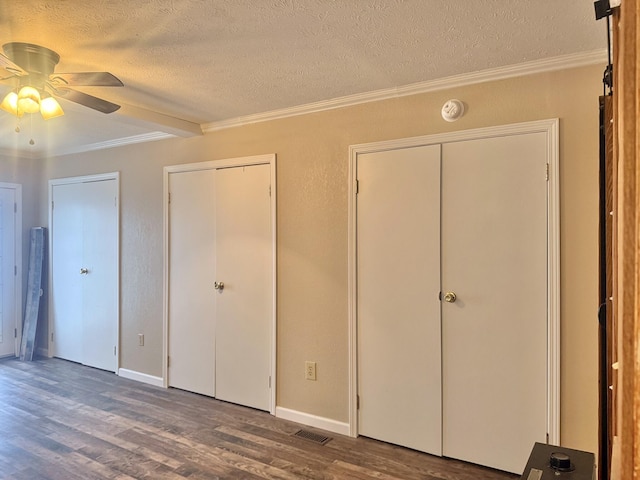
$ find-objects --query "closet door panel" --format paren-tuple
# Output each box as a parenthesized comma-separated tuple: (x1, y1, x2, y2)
(441, 133, 548, 474)
(357, 145, 442, 455)
(168, 169, 217, 396)
(51, 182, 85, 364)
(0, 187, 18, 357)
(82, 179, 118, 372)
(215, 164, 272, 411)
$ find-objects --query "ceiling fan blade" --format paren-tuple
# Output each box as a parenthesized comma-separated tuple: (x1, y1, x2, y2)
(49, 72, 123, 87)
(0, 52, 28, 77)
(53, 87, 121, 114)
(0, 73, 18, 82)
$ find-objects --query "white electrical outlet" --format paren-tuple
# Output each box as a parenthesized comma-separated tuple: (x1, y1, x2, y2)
(305, 361, 317, 381)
(138, 334, 144, 346)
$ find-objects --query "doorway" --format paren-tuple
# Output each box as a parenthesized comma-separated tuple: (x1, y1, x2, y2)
(349, 120, 560, 474)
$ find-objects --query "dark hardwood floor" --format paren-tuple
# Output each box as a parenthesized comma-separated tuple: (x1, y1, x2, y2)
(0, 358, 518, 479)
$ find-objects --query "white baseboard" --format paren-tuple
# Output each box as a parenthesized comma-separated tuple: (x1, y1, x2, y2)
(118, 368, 164, 388)
(275, 407, 350, 436)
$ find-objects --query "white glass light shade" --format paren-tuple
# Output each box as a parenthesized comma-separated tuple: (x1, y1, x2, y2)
(0, 92, 23, 117)
(40, 96, 64, 119)
(17, 86, 41, 114)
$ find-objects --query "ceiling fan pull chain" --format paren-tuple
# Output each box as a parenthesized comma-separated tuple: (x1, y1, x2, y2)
(28, 113, 34, 145)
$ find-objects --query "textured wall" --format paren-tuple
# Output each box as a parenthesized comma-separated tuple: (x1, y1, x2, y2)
(35, 64, 602, 455)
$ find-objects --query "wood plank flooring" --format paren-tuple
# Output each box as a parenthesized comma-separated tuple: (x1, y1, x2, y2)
(0, 358, 518, 479)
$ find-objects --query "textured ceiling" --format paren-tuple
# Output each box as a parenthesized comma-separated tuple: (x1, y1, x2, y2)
(0, 0, 606, 157)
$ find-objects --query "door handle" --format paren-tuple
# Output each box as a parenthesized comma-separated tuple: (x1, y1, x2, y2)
(214, 281, 224, 292)
(80, 268, 89, 275)
(443, 291, 457, 303)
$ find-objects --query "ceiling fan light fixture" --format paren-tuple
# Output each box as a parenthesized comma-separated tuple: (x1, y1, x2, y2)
(1, 43, 123, 119)
(40, 95, 64, 119)
(0, 91, 23, 117)
(17, 85, 40, 113)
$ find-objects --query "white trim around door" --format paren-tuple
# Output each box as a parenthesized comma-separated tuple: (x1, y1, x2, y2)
(162, 154, 277, 415)
(347, 119, 560, 443)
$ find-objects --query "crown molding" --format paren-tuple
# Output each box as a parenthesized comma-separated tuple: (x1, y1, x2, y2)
(0, 49, 607, 158)
(0, 131, 174, 159)
(203, 49, 607, 133)
(48, 131, 175, 158)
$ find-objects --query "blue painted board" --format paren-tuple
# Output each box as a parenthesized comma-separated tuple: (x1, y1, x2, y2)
(20, 227, 45, 361)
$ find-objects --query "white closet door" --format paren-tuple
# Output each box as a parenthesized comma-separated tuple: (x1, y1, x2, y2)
(51, 182, 85, 364)
(82, 179, 118, 372)
(441, 133, 548, 473)
(357, 145, 442, 455)
(168, 169, 217, 396)
(51, 179, 118, 371)
(215, 164, 272, 411)
(0, 187, 17, 357)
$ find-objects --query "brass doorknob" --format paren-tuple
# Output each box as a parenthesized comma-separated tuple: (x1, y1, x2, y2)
(214, 281, 224, 292)
(443, 292, 457, 303)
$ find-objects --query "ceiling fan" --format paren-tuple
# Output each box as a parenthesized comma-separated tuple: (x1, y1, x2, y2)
(0, 42, 123, 120)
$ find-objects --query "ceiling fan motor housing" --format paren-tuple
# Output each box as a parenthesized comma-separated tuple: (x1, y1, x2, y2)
(3, 42, 60, 77)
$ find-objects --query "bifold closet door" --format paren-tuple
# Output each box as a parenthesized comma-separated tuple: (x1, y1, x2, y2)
(51, 179, 118, 372)
(168, 164, 272, 412)
(441, 133, 548, 474)
(357, 144, 443, 455)
(356, 132, 549, 474)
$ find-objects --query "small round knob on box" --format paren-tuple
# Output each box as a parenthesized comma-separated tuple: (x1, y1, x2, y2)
(550, 452, 573, 472)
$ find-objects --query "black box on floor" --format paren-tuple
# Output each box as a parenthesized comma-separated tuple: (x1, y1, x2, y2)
(520, 442, 595, 479)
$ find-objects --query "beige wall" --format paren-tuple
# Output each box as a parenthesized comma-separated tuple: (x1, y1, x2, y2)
(24, 63, 602, 455)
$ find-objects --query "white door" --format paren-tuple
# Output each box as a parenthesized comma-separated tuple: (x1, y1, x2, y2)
(168, 169, 217, 396)
(51, 182, 84, 363)
(357, 145, 442, 454)
(51, 178, 118, 371)
(215, 164, 272, 411)
(81, 180, 119, 371)
(441, 134, 548, 474)
(0, 187, 17, 358)
(356, 132, 549, 474)
(167, 163, 273, 412)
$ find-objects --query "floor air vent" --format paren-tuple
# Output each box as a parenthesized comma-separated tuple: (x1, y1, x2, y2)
(293, 429, 332, 445)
